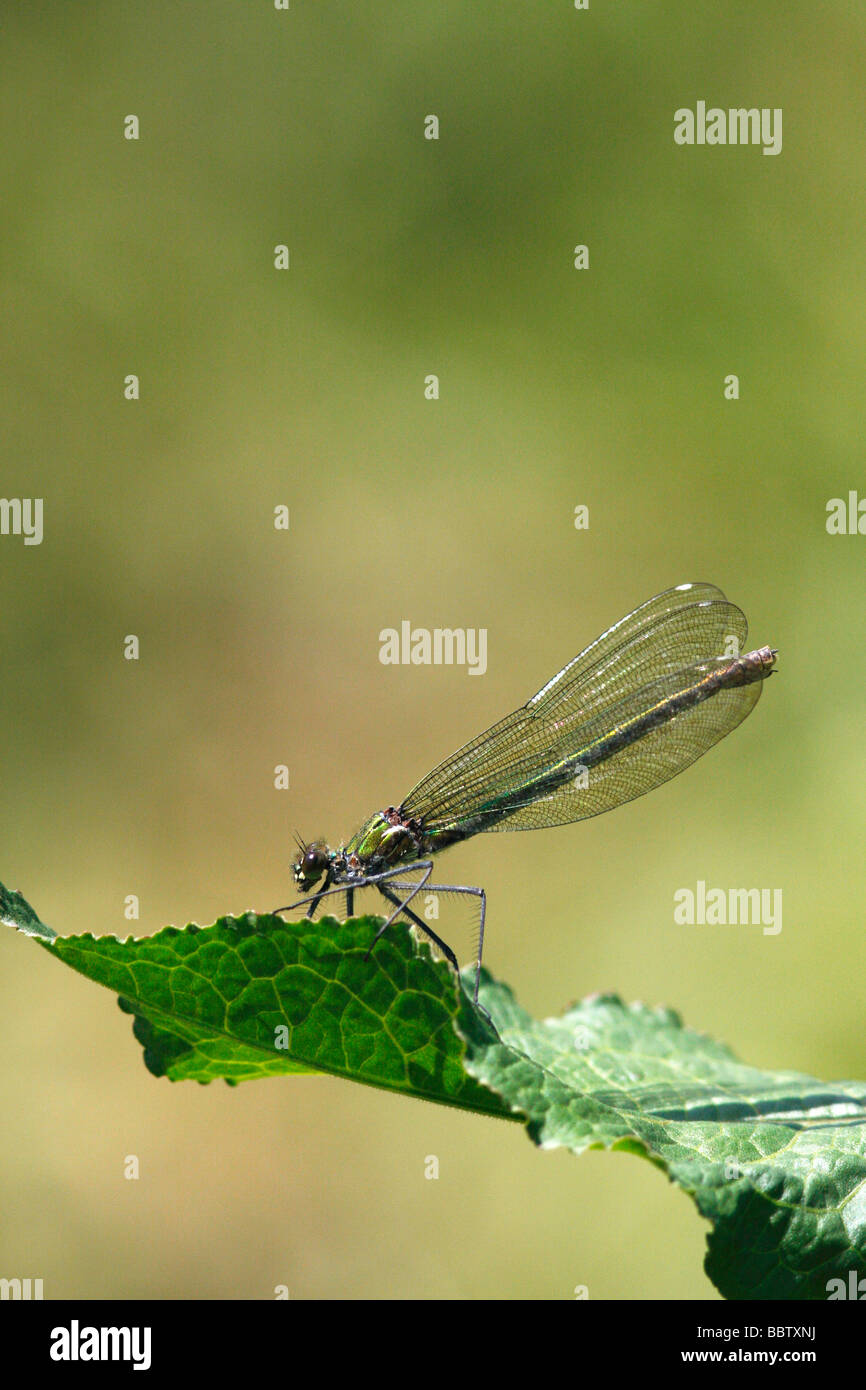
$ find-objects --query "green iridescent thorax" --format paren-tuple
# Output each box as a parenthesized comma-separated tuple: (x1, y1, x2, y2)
(344, 811, 423, 869)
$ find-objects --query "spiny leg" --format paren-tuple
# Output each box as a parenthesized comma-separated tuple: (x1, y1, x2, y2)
(275, 869, 489, 1008)
(273, 873, 337, 921)
(362, 862, 434, 961)
(346, 888, 355, 917)
(305, 878, 331, 921)
(370, 875, 488, 1006)
(360, 862, 434, 962)
(421, 882, 487, 1005)
(374, 883, 460, 975)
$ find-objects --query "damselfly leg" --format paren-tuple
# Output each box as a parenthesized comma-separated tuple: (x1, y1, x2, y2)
(274, 861, 487, 1002)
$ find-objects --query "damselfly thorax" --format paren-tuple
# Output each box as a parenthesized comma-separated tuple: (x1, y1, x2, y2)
(278, 584, 777, 1005)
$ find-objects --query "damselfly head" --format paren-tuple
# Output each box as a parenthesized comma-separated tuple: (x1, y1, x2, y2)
(292, 839, 330, 892)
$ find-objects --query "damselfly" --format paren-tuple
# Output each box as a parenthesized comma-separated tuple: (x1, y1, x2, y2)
(280, 583, 776, 1003)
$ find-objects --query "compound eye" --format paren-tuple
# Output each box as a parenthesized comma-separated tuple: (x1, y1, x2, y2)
(304, 847, 328, 875)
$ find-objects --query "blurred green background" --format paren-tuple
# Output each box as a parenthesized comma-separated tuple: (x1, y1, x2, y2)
(1, 1, 864, 1300)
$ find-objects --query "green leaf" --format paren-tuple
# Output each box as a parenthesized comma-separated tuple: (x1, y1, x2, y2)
(7, 877, 866, 1299)
(19, 889, 510, 1113)
(460, 980, 866, 1299)
(0, 880, 56, 941)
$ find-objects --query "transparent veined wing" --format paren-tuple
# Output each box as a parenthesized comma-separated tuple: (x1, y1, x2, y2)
(400, 584, 766, 834)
